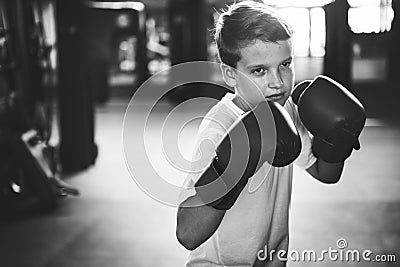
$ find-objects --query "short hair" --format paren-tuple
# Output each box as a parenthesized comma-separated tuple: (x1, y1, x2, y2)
(214, 1, 293, 67)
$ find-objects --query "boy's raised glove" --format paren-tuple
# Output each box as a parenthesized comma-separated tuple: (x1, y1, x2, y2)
(292, 75, 366, 163)
(195, 100, 301, 210)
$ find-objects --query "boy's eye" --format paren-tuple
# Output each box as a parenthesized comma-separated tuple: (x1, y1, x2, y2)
(281, 61, 292, 68)
(252, 68, 266, 75)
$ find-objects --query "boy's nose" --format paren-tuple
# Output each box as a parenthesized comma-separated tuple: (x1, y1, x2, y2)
(267, 71, 284, 89)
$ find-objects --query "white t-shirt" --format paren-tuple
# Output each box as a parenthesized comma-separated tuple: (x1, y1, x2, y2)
(179, 93, 316, 267)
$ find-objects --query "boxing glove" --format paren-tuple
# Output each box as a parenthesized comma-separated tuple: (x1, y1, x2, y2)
(195, 100, 301, 210)
(292, 75, 366, 163)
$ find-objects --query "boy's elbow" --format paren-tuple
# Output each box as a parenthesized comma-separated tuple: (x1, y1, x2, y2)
(319, 175, 340, 184)
(310, 159, 344, 184)
(309, 170, 341, 184)
(176, 207, 201, 251)
(176, 226, 199, 251)
(317, 170, 342, 184)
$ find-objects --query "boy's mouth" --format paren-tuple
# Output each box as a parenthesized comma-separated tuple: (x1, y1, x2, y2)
(266, 93, 285, 101)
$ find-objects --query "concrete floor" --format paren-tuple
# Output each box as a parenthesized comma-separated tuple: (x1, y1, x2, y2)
(1, 88, 399, 266)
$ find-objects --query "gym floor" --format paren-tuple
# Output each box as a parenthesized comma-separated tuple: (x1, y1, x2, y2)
(1, 73, 399, 266)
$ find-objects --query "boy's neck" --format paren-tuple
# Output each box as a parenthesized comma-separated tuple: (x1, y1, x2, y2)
(232, 94, 251, 112)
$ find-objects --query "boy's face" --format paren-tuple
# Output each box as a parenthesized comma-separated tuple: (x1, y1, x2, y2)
(222, 39, 294, 110)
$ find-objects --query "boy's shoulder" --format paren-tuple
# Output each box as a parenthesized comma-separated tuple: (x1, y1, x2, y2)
(198, 92, 244, 134)
(283, 96, 300, 123)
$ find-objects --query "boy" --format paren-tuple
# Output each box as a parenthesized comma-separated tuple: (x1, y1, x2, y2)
(176, 1, 352, 266)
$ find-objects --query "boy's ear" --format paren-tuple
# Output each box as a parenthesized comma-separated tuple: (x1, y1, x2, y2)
(220, 64, 237, 88)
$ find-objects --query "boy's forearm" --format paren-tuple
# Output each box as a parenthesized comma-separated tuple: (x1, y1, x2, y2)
(176, 195, 226, 250)
(306, 158, 344, 184)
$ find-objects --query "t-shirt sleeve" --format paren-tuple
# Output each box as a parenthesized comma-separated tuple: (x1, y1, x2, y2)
(178, 128, 221, 205)
(285, 98, 317, 170)
(178, 114, 233, 206)
(178, 95, 244, 206)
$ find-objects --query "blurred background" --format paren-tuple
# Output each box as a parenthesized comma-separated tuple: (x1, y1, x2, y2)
(0, 0, 399, 266)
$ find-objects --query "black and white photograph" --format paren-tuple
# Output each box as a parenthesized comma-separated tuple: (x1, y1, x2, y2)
(0, 0, 399, 266)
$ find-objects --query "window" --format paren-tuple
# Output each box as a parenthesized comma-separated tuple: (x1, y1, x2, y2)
(278, 7, 326, 57)
(348, 0, 394, 34)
